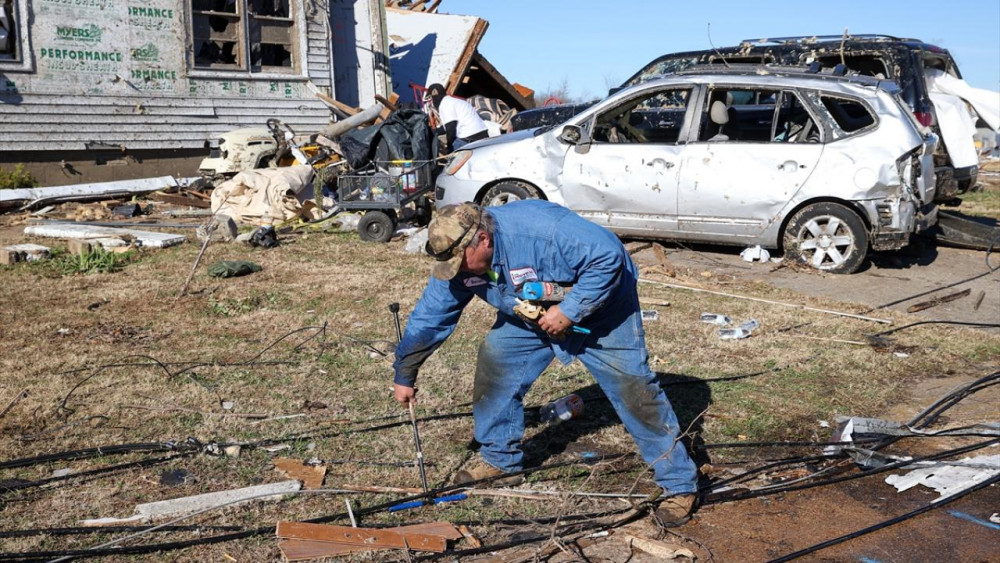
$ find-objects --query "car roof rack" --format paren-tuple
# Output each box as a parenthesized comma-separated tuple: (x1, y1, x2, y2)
(740, 34, 923, 45)
(670, 63, 888, 87)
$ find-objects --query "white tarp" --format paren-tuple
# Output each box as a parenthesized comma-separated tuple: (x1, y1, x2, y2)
(210, 165, 317, 225)
(926, 69, 1000, 130)
(925, 69, 1000, 168)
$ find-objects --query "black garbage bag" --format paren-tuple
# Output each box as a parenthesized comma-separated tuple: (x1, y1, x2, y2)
(207, 260, 262, 278)
(250, 226, 279, 248)
(339, 109, 437, 169)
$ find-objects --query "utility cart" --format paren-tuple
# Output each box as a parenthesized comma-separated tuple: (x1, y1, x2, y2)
(335, 161, 435, 242)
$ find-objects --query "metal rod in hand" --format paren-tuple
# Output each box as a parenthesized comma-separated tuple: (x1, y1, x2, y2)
(390, 302, 430, 495)
(389, 302, 403, 344)
(409, 401, 430, 494)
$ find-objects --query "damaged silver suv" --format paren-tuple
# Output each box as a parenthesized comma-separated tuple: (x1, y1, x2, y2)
(436, 67, 938, 274)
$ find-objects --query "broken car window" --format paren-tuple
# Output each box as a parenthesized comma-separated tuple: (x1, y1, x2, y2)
(591, 88, 691, 144)
(821, 96, 876, 134)
(698, 88, 819, 144)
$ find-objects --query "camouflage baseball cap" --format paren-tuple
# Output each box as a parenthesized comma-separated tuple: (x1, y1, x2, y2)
(425, 203, 483, 280)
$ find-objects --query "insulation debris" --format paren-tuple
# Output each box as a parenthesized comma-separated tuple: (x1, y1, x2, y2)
(885, 454, 1000, 501)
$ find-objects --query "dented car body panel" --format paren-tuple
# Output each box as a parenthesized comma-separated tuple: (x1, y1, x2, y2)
(437, 70, 937, 262)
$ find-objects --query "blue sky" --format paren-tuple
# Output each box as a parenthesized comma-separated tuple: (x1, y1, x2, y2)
(447, 0, 1000, 101)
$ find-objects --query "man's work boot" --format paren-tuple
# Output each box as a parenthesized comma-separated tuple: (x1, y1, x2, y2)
(453, 460, 524, 487)
(654, 494, 697, 527)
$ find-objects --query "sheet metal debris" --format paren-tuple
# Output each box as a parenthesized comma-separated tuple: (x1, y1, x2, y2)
(834, 416, 1000, 443)
(24, 223, 185, 248)
(1, 177, 193, 210)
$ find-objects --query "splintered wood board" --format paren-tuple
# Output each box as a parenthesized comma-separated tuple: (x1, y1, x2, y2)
(275, 522, 447, 552)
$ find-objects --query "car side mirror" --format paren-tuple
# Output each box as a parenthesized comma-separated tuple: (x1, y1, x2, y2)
(559, 125, 582, 144)
(559, 125, 592, 154)
(608, 87, 623, 96)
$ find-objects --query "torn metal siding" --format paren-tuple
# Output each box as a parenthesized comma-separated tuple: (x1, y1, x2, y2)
(0, 0, 386, 154)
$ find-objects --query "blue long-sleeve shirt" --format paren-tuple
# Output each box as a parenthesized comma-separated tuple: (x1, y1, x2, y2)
(393, 200, 639, 387)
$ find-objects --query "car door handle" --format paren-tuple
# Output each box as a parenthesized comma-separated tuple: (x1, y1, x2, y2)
(778, 160, 806, 171)
(648, 159, 675, 169)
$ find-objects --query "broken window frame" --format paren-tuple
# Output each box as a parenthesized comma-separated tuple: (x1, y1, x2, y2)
(0, 0, 33, 72)
(818, 93, 879, 138)
(188, 0, 304, 77)
(696, 86, 822, 144)
(590, 87, 693, 145)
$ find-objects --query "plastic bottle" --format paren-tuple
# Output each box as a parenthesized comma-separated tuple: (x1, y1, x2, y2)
(520, 281, 568, 302)
(539, 393, 584, 425)
(718, 327, 750, 340)
(700, 313, 731, 325)
(718, 320, 759, 340)
(402, 161, 415, 194)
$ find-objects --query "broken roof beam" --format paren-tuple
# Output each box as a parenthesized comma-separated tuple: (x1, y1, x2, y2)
(463, 51, 535, 110)
(444, 18, 488, 96)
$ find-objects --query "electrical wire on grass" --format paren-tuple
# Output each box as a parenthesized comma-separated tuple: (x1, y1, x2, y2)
(4, 437, 994, 559)
(6, 367, 996, 558)
(5, 371, 993, 495)
(2, 455, 638, 562)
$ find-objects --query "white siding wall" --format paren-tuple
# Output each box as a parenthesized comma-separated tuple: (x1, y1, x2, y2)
(0, 0, 385, 154)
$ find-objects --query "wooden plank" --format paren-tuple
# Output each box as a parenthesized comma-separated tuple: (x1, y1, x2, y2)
(150, 192, 212, 209)
(278, 522, 460, 560)
(275, 522, 447, 552)
(396, 522, 462, 540)
(445, 18, 488, 94)
(279, 538, 381, 561)
(906, 288, 972, 313)
(273, 458, 327, 489)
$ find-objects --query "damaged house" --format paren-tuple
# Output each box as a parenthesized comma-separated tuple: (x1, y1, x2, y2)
(0, 0, 391, 185)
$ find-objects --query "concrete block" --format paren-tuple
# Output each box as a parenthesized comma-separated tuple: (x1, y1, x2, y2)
(2, 244, 51, 264)
(67, 239, 95, 255)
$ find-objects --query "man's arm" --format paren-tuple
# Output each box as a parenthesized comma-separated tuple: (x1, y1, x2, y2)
(393, 277, 474, 390)
(550, 220, 627, 324)
(441, 121, 458, 153)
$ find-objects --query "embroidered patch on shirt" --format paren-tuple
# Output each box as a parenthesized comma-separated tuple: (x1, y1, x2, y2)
(463, 277, 487, 288)
(509, 266, 538, 287)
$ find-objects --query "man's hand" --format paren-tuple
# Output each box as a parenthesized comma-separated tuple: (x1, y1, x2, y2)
(394, 383, 417, 406)
(538, 304, 573, 338)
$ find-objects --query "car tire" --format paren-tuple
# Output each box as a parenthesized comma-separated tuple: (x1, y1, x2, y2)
(481, 181, 539, 207)
(358, 210, 396, 243)
(782, 202, 868, 274)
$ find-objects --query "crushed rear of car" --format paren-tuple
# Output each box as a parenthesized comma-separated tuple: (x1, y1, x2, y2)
(437, 67, 938, 274)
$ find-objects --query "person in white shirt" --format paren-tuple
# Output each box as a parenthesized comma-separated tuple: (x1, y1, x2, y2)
(426, 83, 489, 153)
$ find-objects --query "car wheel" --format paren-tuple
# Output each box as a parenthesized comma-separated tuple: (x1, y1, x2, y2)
(481, 181, 539, 207)
(358, 210, 396, 243)
(782, 202, 868, 274)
